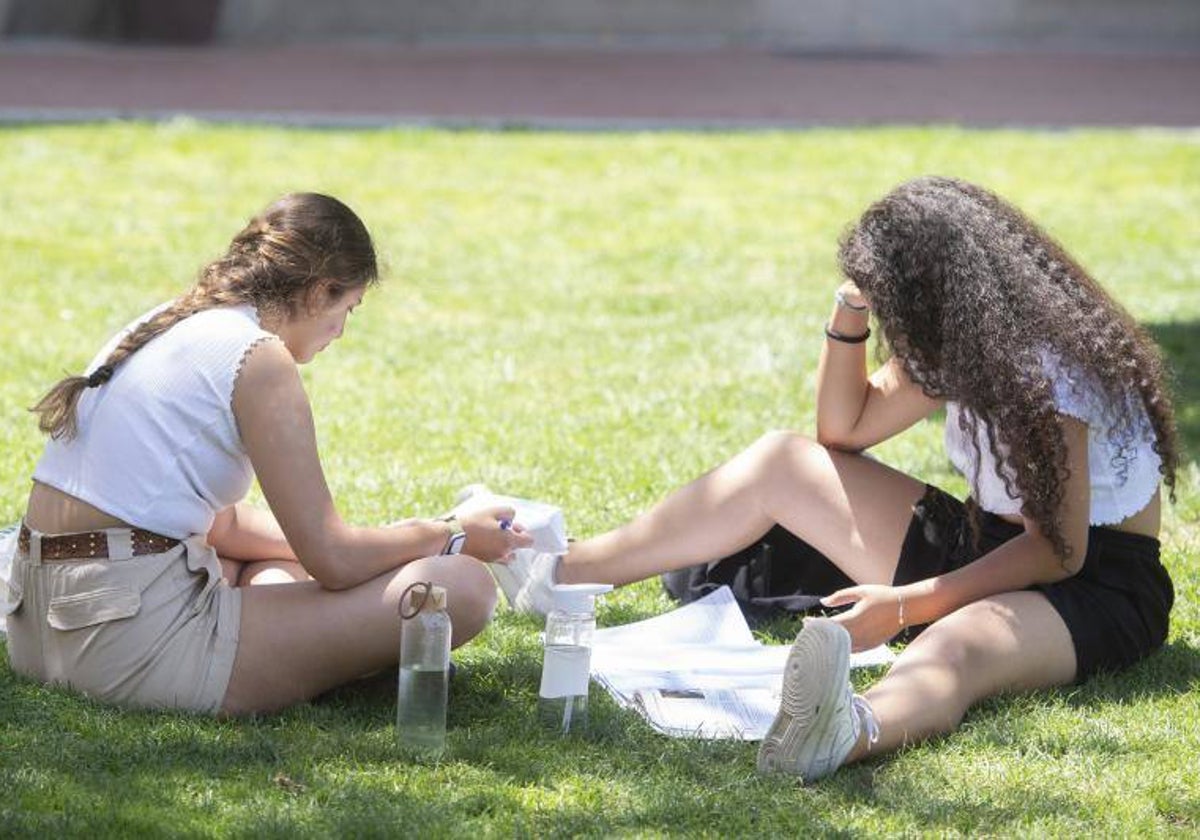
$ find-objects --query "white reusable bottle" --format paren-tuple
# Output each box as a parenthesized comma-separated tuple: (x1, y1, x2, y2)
(537, 582, 612, 735)
(396, 583, 452, 752)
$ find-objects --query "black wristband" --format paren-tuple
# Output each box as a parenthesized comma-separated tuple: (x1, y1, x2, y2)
(824, 323, 871, 344)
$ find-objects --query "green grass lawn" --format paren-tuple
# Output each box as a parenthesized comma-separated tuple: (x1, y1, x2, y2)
(0, 123, 1197, 837)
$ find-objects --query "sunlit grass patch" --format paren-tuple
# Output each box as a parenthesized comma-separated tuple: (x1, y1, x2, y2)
(0, 122, 1196, 837)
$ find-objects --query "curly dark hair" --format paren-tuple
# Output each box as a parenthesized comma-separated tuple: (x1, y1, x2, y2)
(838, 176, 1178, 559)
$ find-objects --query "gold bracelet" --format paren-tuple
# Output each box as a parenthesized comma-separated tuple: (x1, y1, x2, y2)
(897, 592, 906, 628)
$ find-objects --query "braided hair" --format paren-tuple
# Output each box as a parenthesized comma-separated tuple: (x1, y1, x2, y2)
(32, 192, 377, 440)
(838, 176, 1178, 559)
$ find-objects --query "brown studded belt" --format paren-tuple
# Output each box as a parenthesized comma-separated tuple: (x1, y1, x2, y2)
(18, 523, 180, 562)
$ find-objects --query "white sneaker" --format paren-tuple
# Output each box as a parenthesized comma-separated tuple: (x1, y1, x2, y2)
(757, 617, 880, 782)
(490, 548, 561, 618)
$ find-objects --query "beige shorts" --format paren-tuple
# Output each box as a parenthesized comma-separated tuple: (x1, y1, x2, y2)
(5, 526, 241, 714)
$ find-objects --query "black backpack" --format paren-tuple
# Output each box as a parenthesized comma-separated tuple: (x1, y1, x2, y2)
(660, 525, 854, 626)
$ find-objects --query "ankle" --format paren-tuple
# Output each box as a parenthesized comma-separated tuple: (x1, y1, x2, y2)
(843, 727, 872, 765)
(845, 695, 882, 764)
(548, 553, 569, 584)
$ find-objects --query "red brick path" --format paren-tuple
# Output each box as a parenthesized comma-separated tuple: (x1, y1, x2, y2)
(0, 43, 1197, 127)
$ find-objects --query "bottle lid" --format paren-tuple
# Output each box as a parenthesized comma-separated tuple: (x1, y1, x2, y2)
(401, 583, 448, 616)
(550, 582, 613, 613)
(425, 585, 448, 611)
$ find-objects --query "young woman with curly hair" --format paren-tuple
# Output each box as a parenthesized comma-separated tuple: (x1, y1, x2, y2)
(8, 193, 530, 715)
(497, 175, 1178, 781)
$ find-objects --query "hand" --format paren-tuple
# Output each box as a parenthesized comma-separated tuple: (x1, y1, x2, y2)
(458, 505, 533, 562)
(821, 584, 903, 651)
(835, 281, 870, 312)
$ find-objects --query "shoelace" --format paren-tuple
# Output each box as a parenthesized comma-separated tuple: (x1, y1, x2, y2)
(850, 692, 882, 749)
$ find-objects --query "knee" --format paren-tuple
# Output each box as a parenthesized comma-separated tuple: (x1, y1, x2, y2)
(427, 554, 496, 648)
(749, 429, 819, 466)
(744, 430, 832, 483)
(453, 557, 499, 633)
(240, 560, 311, 586)
(401, 554, 497, 647)
(907, 601, 1009, 678)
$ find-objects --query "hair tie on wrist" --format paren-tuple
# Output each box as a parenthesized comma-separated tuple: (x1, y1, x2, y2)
(824, 324, 871, 344)
(85, 365, 114, 388)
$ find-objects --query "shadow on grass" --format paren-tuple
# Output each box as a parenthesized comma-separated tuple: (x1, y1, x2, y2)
(1147, 319, 1199, 465)
(2, 617, 1197, 836)
(0, 647, 854, 837)
(1065, 638, 1200, 704)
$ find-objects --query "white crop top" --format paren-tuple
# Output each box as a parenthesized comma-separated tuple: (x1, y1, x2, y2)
(34, 304, 277, 539)
(944, 351, 1161, 525)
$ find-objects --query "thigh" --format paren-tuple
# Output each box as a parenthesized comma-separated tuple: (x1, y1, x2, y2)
(221, 554, 497, 715)
(900, 590, 1077, 699)
(856, 590, 1076, 754)
(761, 434, 928, 585)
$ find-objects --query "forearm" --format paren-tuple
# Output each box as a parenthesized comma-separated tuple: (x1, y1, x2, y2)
(815, 296, 872, 447)
(207, 503, 298, 560)
(301, 515, 453, 590)
(899, 531, 1078, 628)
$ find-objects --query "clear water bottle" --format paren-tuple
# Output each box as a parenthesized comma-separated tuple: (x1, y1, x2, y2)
(397, 583, 452, 752)
(538, 583, 612, 735)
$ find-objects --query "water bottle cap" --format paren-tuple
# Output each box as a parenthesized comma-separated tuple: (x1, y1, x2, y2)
(550, 582, 613, 613)
(400, 582, 447, 617)
(426, 585, 448, 611)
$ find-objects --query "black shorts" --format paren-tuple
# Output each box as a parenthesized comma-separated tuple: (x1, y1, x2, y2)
(894, 485, 1175, 681)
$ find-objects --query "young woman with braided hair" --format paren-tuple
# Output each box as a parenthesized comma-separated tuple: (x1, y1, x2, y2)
(499, 176, 1178, 781)
(9, 193, 530, 714)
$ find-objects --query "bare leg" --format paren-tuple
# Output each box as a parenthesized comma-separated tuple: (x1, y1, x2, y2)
(240, 559, 313, 585)
(845, 590, 1077, 762)
(220, 558, 244, 586)
(560, 431, 927, 587)
(220, 553, 497, 715)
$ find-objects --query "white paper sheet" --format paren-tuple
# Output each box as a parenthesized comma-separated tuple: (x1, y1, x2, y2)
(590, 586, 894, 740)
(593, 585, 754, 649)
(634, 687, 781, 740)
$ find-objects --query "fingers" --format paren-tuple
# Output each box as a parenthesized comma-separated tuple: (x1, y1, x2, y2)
(497, 525, 534, 562)
(820, 587, 862, 608)
(478, 506, 532, 545)
(511, 530, 534, 549)
(474, 504, 516, 523)
(461, 506, 535, 562)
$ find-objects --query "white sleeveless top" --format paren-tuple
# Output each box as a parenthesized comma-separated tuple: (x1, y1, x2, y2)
(944, 351, 1161, 525)
(34, 304, 277, 539)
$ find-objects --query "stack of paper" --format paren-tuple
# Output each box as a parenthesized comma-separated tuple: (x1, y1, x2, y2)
(590, 586, 894, 740)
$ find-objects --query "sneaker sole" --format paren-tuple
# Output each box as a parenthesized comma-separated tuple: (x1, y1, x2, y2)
(756, 618, 852, 780)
